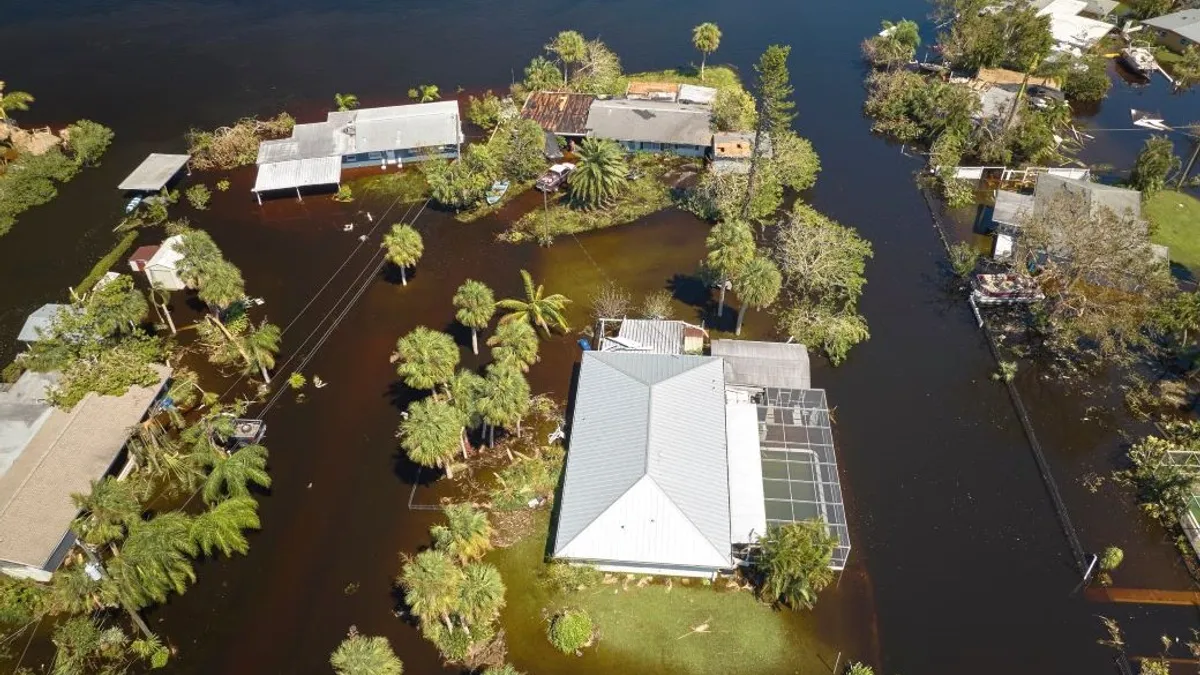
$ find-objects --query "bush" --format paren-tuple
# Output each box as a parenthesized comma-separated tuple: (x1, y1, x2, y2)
(0, 148, 81, 235)
(489, 453, 562, 511)
(548, 609, 594, 654)
(1062, 56, 1112, 103)
(467, 91, 503, 131)
(541, 563, 603, 594)
(948, 241, 980, 278)
(1099, 545, 1124, 571)
(992, 361, 1018, 383)
(333, 184, 354, 202)
(0, 575, 48, 625)
(63, 119, 115, 166)
(712, 87, 756, 132)
(185, 184, 212, 210)
(186, 113, 295, 171)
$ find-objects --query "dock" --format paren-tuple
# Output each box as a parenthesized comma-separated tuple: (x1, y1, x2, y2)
(1084, 586, 1200, 606)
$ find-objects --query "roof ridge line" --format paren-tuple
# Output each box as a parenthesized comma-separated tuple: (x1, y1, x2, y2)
(645, 472, 732, 565)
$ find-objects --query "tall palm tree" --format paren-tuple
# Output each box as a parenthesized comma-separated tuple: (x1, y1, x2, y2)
(71, 477, 144, 548)
(399, 397, 464, 477)
(392, 327, 459, 395)
(705, 220, 755, 319)
(334, 93, 360, 112)
(107, 513, 197, 610)
(486, 319, 540, 372)
(546, 30, 587, 83)
(0, 82, 34, 120)
(458, 562, 506, 628)
(732, 254, 782, 335)
(196, 259, 246, 312)
(398, 548, 464, 631)
(199, 444, 271, 504)
(381, 223, 424, 286)
(330, 629, 404, 675)
(692, 23, 722, 81)
(453, 280, 496, 355)
(189, 496, 260, 557)
(568, 138, 628, 208)
(496, 270, 571, 336)
(239, 319, 282, 383)
(447, 369, 486, 457)
(478, 363, 531, 446)
(431, 503, 493, 563)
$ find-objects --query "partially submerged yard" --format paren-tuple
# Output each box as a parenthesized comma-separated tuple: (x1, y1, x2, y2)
(488, 511, 823, 675)
(1147, 190, 1200, 277)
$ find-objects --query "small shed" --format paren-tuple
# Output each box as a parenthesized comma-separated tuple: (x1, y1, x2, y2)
(118, 153, 191, 193)
(678, 84, 718, 105)
(144, 235, 186, 291)
(17, 304, 69, 343)
(128, 245, 160, 273)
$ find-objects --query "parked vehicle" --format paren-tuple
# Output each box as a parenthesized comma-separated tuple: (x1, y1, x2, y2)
(970, 273, 1044, 305)
(535, 163, 576, 192)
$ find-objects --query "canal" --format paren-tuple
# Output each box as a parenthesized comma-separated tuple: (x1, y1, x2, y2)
(1, 0, 1197, 673)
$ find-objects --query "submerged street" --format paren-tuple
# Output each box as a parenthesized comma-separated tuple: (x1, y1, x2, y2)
(1, 0, 1198, 672)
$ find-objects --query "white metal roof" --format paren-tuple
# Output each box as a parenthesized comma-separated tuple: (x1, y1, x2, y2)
(600, 319, 687, 355)
(255, 101, 462, 165)
(554, 352, 732, 570)
(252, 156, 343, 193)
(678, 84, 717, 105)
(146, 234, 185, 271)
(726, 401, 767, 545)
(117, 153, 191, 192)
(711, 339, 812, 390)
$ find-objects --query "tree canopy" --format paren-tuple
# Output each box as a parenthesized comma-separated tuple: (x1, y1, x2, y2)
(692, 23, 722, 80)
(331, 630, 404, 675)
(382, 223, 424, 285)
(755, 520, 837, 610)
(393, 327, 460, 393)
(496, 270, 571, 335)
(569, 138, 628, 207)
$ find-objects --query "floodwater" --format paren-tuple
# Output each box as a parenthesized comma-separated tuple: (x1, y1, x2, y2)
(2, 0, 1199, 673)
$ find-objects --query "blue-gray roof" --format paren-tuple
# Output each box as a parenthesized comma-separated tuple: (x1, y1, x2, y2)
(1143, 9, 1200, 43)
(17, 304, 69, 342)
(554, 352, 730, 567)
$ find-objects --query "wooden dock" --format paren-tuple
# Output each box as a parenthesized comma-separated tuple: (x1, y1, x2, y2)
(1085, 586, 1200, 606)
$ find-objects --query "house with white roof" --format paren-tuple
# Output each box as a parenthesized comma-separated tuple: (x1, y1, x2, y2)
(553, 335, 850, 578)
(142, 234, 187, 291)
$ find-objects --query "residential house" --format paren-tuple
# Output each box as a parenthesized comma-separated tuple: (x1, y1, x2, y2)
(519, 92, 595, 141)
(712, 132, 773, 175)
(0, 365, 171, 581)
(252, 101, 463, 201)
(1142, 9, 1200, 54)
(1031, 0, 1117, 52)
(552, 336, 850, 578)
(142, 234, 187, 291)
(585, 99, 714, 157)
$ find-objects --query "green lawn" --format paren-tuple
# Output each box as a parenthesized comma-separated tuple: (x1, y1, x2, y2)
(350, 169, 429, 202)
(487, 511, 829, 675)
(1146, 191, 1200, 276)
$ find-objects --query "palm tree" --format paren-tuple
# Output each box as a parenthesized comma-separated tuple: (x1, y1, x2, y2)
(189, 496, 260, 557)
(756, 520, 836, 610)
(330, 628, 404, 675)
(407, 85, 441, 103)
(431, 503, 493, 563)
(199, 444, 271, 504)
(478, 363, 531, 446)
(692, 23, 722, 81)
(453, 280, 496, 355)
(496, 270, 571, 336)
(447, 369, 486, 457)
(334, 93, 360, 112)
(398, 548, 464, 631)
(149, 284, 176, 335)
(546, 30, 587, 83)
(107, 512, 197, 610)
(458, 562, 506, 628)
(399, 397, 465, 477)
(705, 220, 755, 319)
(71, 477, 144, 548)
(239, 320, 282, 383)
(732, 255, 782, 335)
(392, 327, 459, 394)
(381, 223, 424, 286)
(0, 82, 34, 120)
(568, 138, 628, 208)
(87, 274, 148, 335)
(486, 319, 540, 372)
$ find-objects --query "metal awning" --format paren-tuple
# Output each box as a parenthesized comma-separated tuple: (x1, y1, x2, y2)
(118, 153, 191, 192)
(252, 157, 343, 193)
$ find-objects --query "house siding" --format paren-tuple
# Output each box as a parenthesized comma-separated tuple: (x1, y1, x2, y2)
(616, 141, 709, 158)
(1152, 28, 1195, 53)
(341, 145, 459, 168)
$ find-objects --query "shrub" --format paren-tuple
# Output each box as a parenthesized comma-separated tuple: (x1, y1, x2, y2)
(333, 184, 354, 202)
(467, 91, 503, 131)
(288, 372, 307, 390)
(1099, 545, 1124, 571)
(541, 563, 603, 594)
(548, 609, 594, 654)
(948, 241, 980, 278)
(216, 179, 231, 192)
(186, 113, 295, 171)
(186, 184, 212, 210)
(992, 361, 1018, 383)
(63, 119, 115, 166)
(1062, 56, 1112, 103)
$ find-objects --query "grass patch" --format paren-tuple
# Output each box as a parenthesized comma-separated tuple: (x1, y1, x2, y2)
(1147, 191, 1200, 275)
(351, 169, 429, 203)
(488, 511, 822, 675)
(503, 155, 688, 244)
(74, 231, 138, 296)
(625, 65, 742, 93)
(455, 180, 534, 223)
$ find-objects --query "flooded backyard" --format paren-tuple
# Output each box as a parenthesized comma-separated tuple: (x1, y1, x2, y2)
(2, 0, 1199, 673)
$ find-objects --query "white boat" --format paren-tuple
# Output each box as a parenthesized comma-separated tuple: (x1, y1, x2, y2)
(486, 180, 510, 205)
(1120, 47, 1156, 77)
(125, 195, 143, 213)
(970, 273, 1044, 305)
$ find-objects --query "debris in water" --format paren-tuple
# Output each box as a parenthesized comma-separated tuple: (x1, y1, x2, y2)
(313, 375, 327, 388)
(343, 223, 355, 232)
(307, 482, 313, 489)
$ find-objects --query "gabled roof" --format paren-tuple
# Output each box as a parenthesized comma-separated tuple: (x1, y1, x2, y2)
(1143, 9, 1200, 42)
(586, 99, 714, 148)
(520, 92, 595, 135)
(146, 234, 185, 271)
(554, 352, 731, 569)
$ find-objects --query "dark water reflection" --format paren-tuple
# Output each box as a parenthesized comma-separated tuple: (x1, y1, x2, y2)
(2, 0, 1198, 673)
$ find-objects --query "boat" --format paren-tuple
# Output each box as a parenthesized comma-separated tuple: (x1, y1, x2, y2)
(124, 195, 143, 213)
(970, 273, 1045, 305)
(485, 180, 510, 205)
(1119, 47, 1156, 77)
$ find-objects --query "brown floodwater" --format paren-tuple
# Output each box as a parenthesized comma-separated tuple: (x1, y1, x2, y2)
(3, 0, 1200, 673)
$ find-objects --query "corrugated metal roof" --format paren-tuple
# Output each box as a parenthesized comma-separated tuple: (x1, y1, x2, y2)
(1143, 9, 1200, 42)
(726, 401, 766, 544)
(520, 92, 595, 136)
(600, 319, 685, 354)
(992, 190, 1034, 227)
(117, 153, 191, 192)
(252, 156, 343, 192)
(586, 99, 714, 148)
(555, 352, 731, 569)
(256, 101, 462, 165)
(17, 304, 70, 343)
(711, 339, 811, 390)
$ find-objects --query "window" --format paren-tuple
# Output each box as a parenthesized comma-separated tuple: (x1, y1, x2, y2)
(367, 151, 382, 160)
